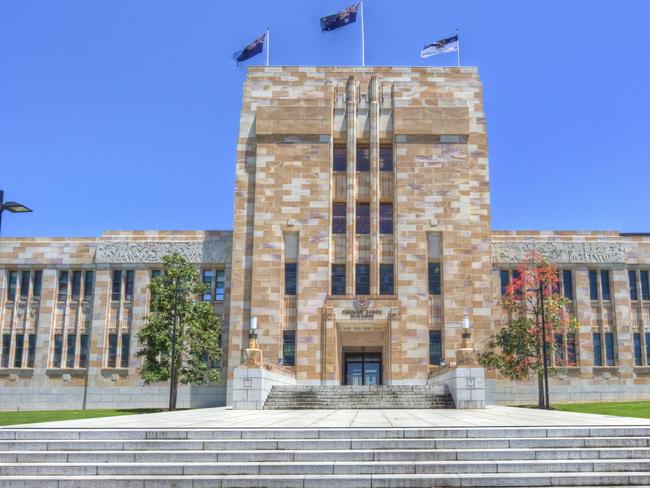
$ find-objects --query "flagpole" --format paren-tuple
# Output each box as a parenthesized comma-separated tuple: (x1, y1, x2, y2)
(360, 2, 365, 66)
(266, 28, 270, 67)
(456, 28, 460, 67)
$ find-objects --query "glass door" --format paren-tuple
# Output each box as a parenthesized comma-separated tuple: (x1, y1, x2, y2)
(345, 352, 382, 385)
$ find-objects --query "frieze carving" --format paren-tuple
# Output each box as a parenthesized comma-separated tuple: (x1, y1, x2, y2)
(492, 241, 628, 264)
(96, 238, 232, 264)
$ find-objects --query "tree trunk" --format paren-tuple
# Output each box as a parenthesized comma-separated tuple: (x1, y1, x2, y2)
(537, 370, 545, 409)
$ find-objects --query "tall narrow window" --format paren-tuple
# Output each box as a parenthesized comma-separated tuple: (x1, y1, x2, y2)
(13, 334, 24, 368)
(285, 263, 297, 295)
(379, 145, 393, 171)
(429, 330, 442, 365)
(332, 203, 346, 234)
(642, 271, 650, 301)
(53, 334, 64, 368)
(600, 271, 611, 301)
(634, 333, 643, 366)
(428, 263, 441, 295)
(356, 203, 370, 234)
(20, 271, 30, 299)
(499, 270, 509, 296)
(121, 334, 130, 367)
(630, 270, 639, 301)
(1, 334, 10, 368)
(588, 270, 598, 300)
(379, 264, 394, 295)
(58, 271, 69, 302)
(567, 332, 577, 366)
(333, 145, 347, 172)
(355, 264, 370, 295)
(111, 271, 122, 301)
(646, 333, 650, 366)
(79, 334, 89, 368)
(604, 332, 615, 366)
(71, 271, 82, 301)
(215, 271, 225, 300)
(592, 332, 602, 366)
(331, 265, 346, 296)
(107, 333, 118, 368)
(125, 270, 135, 301)
(83, 271, 94, 301)
(562, 270, 574, 300)
(356, 144, 370, 171)
(151, 269, 162, 280)
(7, 271, 17, 301)
(282, 330, 296, 366)
(32, 271, 42, 298)
(66, 334, 76, 368)
(202, 270, 213, 301)
(379, 203, 393, 234)
(554, 334, 564, 365)
(27, 334, 36, 368)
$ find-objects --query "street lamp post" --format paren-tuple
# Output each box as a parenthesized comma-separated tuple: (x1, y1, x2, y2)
(0, 190, 33, 236)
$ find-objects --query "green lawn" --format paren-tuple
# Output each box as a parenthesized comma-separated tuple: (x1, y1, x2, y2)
(553, 401, 650, 419)
(0, 408, 164, 427)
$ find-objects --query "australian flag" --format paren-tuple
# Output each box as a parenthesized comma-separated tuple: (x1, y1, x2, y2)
(234, 32, 266, 64)
(320, 3, 359, 31)
(420, 35, 459, 58)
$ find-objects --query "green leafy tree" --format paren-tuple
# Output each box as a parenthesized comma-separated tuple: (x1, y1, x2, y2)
(137, 253, 221, 410)
(479, 252, 578, 409)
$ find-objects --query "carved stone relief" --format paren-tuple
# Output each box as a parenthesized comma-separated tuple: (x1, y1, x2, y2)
(492, 241, 628, 264)
(95, 238, 232, 264)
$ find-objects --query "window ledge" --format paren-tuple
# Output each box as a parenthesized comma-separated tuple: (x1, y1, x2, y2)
(45, 368, 87, 378)
(0, 368, 34, 378)
(101, 368, 129, 378)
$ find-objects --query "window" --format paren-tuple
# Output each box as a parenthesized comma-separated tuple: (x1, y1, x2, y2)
(592, 333, 602, 366)
(379, 145, 393, 171)
(554, 334, 564, 365)
(20, 271, 30, 299)
(1, 334, 10, 368)
(440, 135, 463, 143)
(630, 270, 639, 301)
(121, 334, 130, 367)
(58, 271, 69, 302)
(282, 330, 295, 366)
(332, 203, 346, 234)
(379, 264, 394, 295)
(642, 271, 650, 301)
(428, 263, 441, 295)
(83, 271, 94, 300)
(634, 333, 643, 366)
(107, 333, 118, 368)
(646, 333, 650, 367)
(356, 145, 370, 171)
(589, 270, 598, 300)
(429, 330, 442, 365)
(7, 271, 17, 301)
(333, 145, 346, 172)
(331, 265, 346, 295)
(215, 271, 225, 300)
(111, 271, 122, 301)
(600, 270, 611, 301)
(13, 334, 24, 368)
(285, 263, 297, 295)
(356, 203, 370, 234)
(355, 264, 370, 295)
(567, 332, 577, 366)
(499, 270, 509, 296)
(151, 269, 162, 280)
(27, 334, 36, 368)
(71, 271, 82, 301)
(379, 203, 393, 234)
(33, 271, 42, 298)
(604, 332, 615, 366)
(125, 270, 135, 301)
(66, 334, 76, 368)
(202, 270, 213, 301)
(562, 270, 574, 300)
(53, 334, 64, 368)
(79, 334, 89, 368)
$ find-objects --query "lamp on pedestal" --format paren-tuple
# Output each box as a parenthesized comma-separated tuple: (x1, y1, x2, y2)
(244, 316, 263, 367)
(456, 314, 478, 367)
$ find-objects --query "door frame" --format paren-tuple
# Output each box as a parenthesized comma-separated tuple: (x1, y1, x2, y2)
(343, 351, 382, 385)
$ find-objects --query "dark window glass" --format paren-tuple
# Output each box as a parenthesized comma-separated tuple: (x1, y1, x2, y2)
(111, 271, 122, 301)
(282, 330, 296, 366)
(151, 270, 162, 279)
(440, 135, 463, 143)
(379, 264, 394, 295)
(27, 334, 36, 368)
(285, 263, 297, 295)
(634, 333, 643, 366)
(215, 271, 225, 300)
(66, 334, 76, 368)
(20, 271, 30, 299)
(642, 271, 650, 301)
(121, 334, 130, 367)
(379, 145, 393, 171)
(379, 203, 393, 234)
(332, 203, 346, 234)
(356, 145, 370, 171)
(125, 270, 135, 301)
(592, 333, 602, 366)
(646, 333, 650, 366)
(429, 330, 442, 365)
(53, 334, 64, 368)
(589, 270, 598, 300)
(79, 334, 89, 368)
(7, 271, 17, 301)
(356, 203, 370, 234)
(499, 270, 509, 296)
(83, 271, 94, 300)
(202, 270, 213, 301)
(13, 334, 24, 368)
(71, 271, 82, 301)
(604, 332, 615, 366)
(1, 334, 10, 368)
(567, 332, 577, 366)
(428, 263, 441, 295)
(58, 271, 69, 302)
(512, 270, 523, 299)
(355, 264, 370, 295)
(32, 271, 42, 298)
(554, 334, 564, 365)
(600, 271, 611, 301)
(562, 270, 574, 300)
(333, 145, 347, 172)
(630, 270, 639, 301)
(331, 265, 346, 295)
(107, 333, 118, 368)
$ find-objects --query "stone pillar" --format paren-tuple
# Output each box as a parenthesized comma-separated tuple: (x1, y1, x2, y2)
(574, 269, 594, 377)
(85, 267, 111, 407)
(369, 76, 380, 295)
(612, 268, 633, 378)
(32, 270, 57, 380)
(345, 76, 357, 296)
(320, 307, 338, 384)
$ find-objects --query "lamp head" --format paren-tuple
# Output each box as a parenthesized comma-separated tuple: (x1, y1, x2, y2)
(463, 315, 470, 330)
(2, 201, 32, 213)
(250, 316, 258, 331)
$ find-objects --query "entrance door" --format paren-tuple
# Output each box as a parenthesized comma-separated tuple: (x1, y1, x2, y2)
(344, 352, 381, 385)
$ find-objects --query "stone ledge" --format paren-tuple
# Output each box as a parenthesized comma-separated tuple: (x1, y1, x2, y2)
(45, 368, 86, 378)
(0, 368, 34, 379)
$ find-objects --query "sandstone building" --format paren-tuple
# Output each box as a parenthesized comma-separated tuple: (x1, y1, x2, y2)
(1, 67, 649, 410)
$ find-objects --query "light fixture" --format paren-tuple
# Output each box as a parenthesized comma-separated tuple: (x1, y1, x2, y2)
(250, 316, 258, 331)
(463, 315, 470, 329)
(3, 201, 32, 213)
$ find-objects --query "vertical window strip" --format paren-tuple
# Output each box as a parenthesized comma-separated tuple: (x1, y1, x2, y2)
(202, 270, 213, 301)
(282, 330, 296, 366)
(562, 270, 574, 300)
(58, 271, 69, 302)
(79, 334, 89, 368)
(20, 271, 30, 299)
(641, 271, 650, 301)
(111, 271, 122, 301)
(83, 271, 94, 301)
(646, 332, 650, 366)
(284, 263, 297, 296)
(429, 330, 442, 365)
(428, 263, 441, 295)
(107, 333, 118, 368)
(589, 270, 598, 300)
(331, 265, 346, 296)
(125, 270, 135, 301)
(379, 145, 393, 172)
(356, 145, 370, 171)
(604, 332, 615, 366)
(32, 271, 42, 298)
(379, 203, 393, 234)
(332, 203, 346, 234)
(121, 334, 130, 367)
(13, 334, 24, 368)
(634, 333, 643, 366)
(630, 270, 639, 301)
(379, 264, 394, 295)
(333, 145, 347, 172)
(355, 264, 370, 295)
(355, 203, 370, 234)
(600, 270, 611, 301)
(7, 271, 18, 301)
(27, 334, 36, 368)
(215, 271, 225, 300)
(66, 334, 76, 368)
(71, 271, 82, 301)
(592, 332, 602, 366)
(53, 334, 64, 368)
(567, 332, 577, 366)
(499, 270, 509, 296)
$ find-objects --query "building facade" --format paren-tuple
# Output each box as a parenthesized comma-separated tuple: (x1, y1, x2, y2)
(1, 67, 650, 410)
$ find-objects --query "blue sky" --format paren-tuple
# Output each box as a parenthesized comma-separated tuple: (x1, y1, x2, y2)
(1, 1, 649, 237)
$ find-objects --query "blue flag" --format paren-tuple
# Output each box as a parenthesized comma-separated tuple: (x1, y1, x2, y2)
(234, 33, 266, 64)
(320, 3, 359, 31)
(420, 35, 459, 58)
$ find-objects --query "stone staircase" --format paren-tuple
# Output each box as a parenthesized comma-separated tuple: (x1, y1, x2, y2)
(264, 385, 456, 409)
(2, 426, 650, 486)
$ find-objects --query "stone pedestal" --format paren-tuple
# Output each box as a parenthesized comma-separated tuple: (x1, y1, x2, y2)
(428, 367, 486, 409)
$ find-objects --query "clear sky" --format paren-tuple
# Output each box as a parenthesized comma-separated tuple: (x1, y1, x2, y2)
(1, 1, 649, 237)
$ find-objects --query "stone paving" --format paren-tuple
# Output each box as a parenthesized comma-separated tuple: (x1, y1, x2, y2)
(6, 405, 650, 429)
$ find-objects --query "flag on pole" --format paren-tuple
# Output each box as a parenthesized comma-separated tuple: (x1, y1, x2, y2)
(420, 35, 459, 58)
(320, 3, 360, 31)
(233, 32, 266, 64)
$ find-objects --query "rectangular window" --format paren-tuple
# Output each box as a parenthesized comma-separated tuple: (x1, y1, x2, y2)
(604, 332, 615, 366)
(32, 271, 42, 298)
(379, 145, 393, 171)
(428, 263, 441, 295)
(562, 270, 574, 300)
(356, 203, 370, 234)
(58, 271, 69, 302)
(331, 265, 346, 296)
(83, 271, 94, 300)
(151, 269, 162, 280)
(66, 334, 76, 368)
(601, 270, 611, 301)
(7, 271, 17, 301)
(282, 330, 296, 366)
(567, 332, 577, 366)
(1, 334, 10, 368)
(333, 145, 347, 172)
(79, 334, 89, 368)
(71, 271, 82, 301)
(215, 270, 225, 300)
(53, 334, 64, 368)
(285, 263, 297, 295)
(554, 334, 564, 365)
(20, 271, 30, 299)
(356, 144, 370, 171)
(379, 203, 393, 234)
(111, 271, 122, 301)
(379, 264, 394, 295)
(440, 135, 463, 143)
(500, 270, 509, 296)
(646, 333, 650, 366)
(355, 264, 370, 295)
(642, 271, 650, 301)
(27, 334, 36, 368)
(429, 330, 442, 365)
(634, 333, 643, 366)
(202, 270, 213, 301)
(332, 203, 346, 234)
(589, 270, 598, 300)
(107, 333, 118, 368)
(630, 270, 639, 301)
(125, 270, 135, 301)
(592, 332, 602, 366)
(13, 334, 24, 368)
(121, 334, 130, 367)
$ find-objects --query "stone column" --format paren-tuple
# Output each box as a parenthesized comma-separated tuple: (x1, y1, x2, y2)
(612, 268, 633, 378)
(85, 267, 111, 407)
(32, 269, 57, 380)
(574, 269, 594, 377)
(320, 307, 338, 384)
(345, 76, 357, 296)
(369, 76, 380, 295)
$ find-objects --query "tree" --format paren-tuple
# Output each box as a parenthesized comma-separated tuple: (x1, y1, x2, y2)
(479, 252, 578, 409)
(137, 253, 222, 410)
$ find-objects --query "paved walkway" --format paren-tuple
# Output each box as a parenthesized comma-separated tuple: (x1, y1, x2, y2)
(5, 405, 650, 429)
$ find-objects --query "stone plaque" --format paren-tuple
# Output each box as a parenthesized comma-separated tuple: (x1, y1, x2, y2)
(95, 238, 232, 264)
(492, 241, 628, 264)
